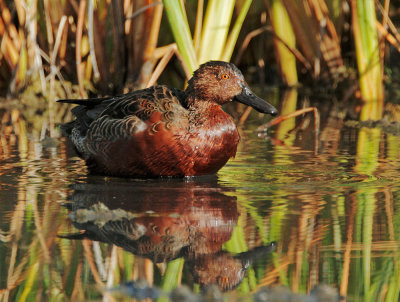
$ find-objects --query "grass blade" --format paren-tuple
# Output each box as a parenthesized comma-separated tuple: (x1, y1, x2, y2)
(162, 0, 198, 73)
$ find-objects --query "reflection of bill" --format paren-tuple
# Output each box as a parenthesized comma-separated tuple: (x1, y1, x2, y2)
(60, 178, 275, 291)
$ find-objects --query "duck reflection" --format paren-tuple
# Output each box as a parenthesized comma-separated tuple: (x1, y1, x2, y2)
(61, 177, 275, 291)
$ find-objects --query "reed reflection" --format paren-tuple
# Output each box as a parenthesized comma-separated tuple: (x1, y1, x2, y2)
(61, 177, 275, 291)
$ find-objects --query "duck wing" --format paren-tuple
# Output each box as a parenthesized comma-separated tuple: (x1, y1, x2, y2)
(58, 86, 187, 136)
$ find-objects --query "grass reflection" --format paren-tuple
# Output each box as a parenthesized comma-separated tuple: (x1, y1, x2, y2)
(219, 94, 400, 301)
(3, 98, 400, 301)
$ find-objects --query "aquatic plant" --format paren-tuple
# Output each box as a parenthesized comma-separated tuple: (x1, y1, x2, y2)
(351, 0, 384, 120)
(267, 0, 298, 87)
(162, 0, 254, 74)
(0, 0, 167, 97)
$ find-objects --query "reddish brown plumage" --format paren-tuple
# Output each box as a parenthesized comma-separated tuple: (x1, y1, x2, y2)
(59, 61, 277, 177)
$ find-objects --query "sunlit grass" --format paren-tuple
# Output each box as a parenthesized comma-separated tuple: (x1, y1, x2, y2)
(268, 0, 298, 86)
(162, 0, 253, 71)
(351, 0, 384, 120)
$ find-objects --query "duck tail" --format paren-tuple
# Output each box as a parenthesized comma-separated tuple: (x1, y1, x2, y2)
(57, 97, 110, 106)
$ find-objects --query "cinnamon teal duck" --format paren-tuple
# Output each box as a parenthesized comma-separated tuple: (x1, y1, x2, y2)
(58, 61, 277, 177)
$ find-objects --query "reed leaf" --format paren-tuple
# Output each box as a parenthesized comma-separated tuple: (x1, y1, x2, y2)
(279, 0, 344, 80)
(351, 0, 384, 120)
(198, 0, 235, 63)
(269, 0, 298, 86)
(162, 0, 198, 73)
(222, 0, 253, 62)
(162, 0, 254, 70)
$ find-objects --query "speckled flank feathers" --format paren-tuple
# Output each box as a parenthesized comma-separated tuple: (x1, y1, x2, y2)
(58, 61, 277, 177)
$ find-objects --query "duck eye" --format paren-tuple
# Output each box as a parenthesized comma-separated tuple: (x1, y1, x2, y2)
(222, 74, 229, 79)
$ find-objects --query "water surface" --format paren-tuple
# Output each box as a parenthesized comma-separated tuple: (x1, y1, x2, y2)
(1, 101, 400, 302)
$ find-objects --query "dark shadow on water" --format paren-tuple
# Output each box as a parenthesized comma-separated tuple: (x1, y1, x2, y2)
(60, 176, 276, 292)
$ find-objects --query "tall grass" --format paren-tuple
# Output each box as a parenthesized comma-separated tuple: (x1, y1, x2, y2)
(278, 0, 345, 81)
(268, 0, 298, 87)
(266, 0, 394, 120)
(3, 0, 400, 124)
(1, 0, 258, 97)
(162, 0, 254, 72)
(351, 0, 384, 120)
(0, 0, 167, 97)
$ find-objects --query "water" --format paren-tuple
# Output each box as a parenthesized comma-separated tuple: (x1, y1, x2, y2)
(1, 104, 400, 302)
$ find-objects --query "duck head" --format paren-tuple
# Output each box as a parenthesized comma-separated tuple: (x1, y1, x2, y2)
(186, 61, 277, 115)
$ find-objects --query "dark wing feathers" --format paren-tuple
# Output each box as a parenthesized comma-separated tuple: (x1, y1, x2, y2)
(58, 96, 116, 135)
(99, 87, 187, 119)
(71, 106, 92, 132)
(58, 86, 187, 136)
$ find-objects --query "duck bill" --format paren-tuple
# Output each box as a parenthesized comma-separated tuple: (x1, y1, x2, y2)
(235, 85, 277, 115)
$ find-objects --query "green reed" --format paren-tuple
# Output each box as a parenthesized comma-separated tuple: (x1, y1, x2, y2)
(268, 0, 298, 86)
(351, 0, 384, 120)
(161, 0, 197, 74)
(162, 0, 253, 69)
